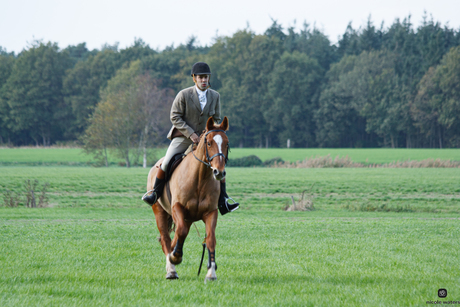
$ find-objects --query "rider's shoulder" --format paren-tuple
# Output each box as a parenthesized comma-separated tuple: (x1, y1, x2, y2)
(175, 86, 195, 99)
(177, 86, 219, 98)
(208, 88, 220, 96)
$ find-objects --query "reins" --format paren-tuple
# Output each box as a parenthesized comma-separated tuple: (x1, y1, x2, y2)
(197, 236, 207, 276)
(192, 222, 207, 277)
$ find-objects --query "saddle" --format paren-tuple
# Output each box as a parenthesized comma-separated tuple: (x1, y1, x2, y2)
(164, 153, 185, 206)
(165, 153, 186, 182)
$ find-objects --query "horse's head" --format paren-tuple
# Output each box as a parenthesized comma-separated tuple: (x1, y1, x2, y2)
(202, 116, 229, 181)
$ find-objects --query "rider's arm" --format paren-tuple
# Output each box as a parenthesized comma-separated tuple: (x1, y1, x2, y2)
(170, 90, 195, 138)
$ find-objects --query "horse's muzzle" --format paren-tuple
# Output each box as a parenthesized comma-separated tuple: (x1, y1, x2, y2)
(212, 168, 226, 181)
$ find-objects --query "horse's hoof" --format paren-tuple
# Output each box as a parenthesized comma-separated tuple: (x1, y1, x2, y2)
(169, 253, 182, 265)
(166, 272, 179, 279)
(205, 276, 217, 283)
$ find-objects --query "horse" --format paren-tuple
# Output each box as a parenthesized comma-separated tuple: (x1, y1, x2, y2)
(146, 116, 230, 281)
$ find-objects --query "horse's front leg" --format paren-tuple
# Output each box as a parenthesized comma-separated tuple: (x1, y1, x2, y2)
(203, 209, 218, 281)
(169, 202, 191, 265)
(152, 204, 178, 279)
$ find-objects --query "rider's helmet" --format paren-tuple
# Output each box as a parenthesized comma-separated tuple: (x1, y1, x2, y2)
(191, 62, 211, 76)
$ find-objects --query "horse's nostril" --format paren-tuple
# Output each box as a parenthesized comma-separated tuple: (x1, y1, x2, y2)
(213, 169, 219, 176)
(223, 170, 226, 177)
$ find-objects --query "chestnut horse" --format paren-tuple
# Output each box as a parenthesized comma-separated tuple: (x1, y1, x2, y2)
(146, 116, 229, 281)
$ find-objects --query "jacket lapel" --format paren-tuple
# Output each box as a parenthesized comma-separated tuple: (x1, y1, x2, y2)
(190, 87, 202, 113)
(202, 90, 213, 115)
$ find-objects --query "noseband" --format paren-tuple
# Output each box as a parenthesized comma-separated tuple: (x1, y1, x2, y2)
(192, 129, 229, 168)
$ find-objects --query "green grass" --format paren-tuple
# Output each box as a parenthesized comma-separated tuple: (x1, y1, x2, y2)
(1, 209, 459, 306)
(1, 147, 460, 165)
(1, 167, 460, 213)
(1, 166, 460, 306)
(229, 148, 460, 164)
(0, 148, 95, 164)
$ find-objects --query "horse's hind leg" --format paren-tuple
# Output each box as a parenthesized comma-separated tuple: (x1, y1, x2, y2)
(169, 202, 191, 265)
(203, 209, 218, 282)
(152, 204, 178, 279)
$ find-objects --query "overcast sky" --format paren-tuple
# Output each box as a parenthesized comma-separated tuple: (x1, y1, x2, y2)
(1, 0, 459, 54)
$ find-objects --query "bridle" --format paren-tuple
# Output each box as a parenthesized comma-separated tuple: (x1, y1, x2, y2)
(192, 129, 229, 168)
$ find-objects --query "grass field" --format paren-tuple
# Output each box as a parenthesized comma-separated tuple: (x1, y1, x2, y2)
(1, 147, 460, 165)
(230, 148, 460, 164)
(1, 150, 459, 305)
(2, 209, 459, 306)
(1, 167, 460, 213)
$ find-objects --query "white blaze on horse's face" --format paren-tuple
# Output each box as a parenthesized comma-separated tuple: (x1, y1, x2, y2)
(213, 135, 223, 156)
(210, 134, 226, 181)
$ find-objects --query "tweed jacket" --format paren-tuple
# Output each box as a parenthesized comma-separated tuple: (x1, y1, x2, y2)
(167, 86, 221, 140)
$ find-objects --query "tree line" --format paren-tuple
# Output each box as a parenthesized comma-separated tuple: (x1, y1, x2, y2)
(1, 14, 460, 151)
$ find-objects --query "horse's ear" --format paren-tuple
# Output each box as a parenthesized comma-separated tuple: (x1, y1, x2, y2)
(220, 116, 229, 131)
(206, 117, 215, 131)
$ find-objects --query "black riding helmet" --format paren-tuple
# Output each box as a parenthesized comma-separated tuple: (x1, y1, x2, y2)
(191, 62, 211, 76)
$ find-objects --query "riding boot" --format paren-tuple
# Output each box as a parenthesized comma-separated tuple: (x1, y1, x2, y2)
(218, 180, 239, 215)
(142, 169, 166, 205)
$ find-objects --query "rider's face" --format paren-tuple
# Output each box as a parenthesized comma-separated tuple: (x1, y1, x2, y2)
(194, 74, 210, 90)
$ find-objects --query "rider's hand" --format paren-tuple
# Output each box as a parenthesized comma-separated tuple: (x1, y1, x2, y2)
(190, 133, 200, 144)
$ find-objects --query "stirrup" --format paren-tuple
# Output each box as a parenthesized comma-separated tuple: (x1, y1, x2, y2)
(142, 190, 157, 205)
(225, 196, 239, 212)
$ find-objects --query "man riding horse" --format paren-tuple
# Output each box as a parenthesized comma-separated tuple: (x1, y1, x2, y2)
(142, 62, 240, 215)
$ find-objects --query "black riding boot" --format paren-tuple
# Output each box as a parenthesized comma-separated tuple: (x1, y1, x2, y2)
(142, 169, 166, 205)
(218, 181, 239, 215)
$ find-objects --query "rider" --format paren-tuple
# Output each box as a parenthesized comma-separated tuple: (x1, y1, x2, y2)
(142, 62, 240, 215)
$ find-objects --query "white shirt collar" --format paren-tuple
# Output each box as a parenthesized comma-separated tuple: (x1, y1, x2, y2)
(195, 85, 208, 110)
(195, 85, 207, 96)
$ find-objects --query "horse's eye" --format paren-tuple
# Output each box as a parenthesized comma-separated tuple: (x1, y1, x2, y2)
(208, 142, 211, 147)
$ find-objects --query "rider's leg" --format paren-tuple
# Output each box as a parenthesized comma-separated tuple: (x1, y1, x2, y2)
(218, 178, 240, 215)
(142, 137, 192, 205)
(142, 168, 166, 205)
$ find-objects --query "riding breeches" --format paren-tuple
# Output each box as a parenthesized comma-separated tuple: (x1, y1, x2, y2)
(160, 136, 193, 172)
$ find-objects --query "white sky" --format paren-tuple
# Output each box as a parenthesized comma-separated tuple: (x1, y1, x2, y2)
(1, 0, 459, 54)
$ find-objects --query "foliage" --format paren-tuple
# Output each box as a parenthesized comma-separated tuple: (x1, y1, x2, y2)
(284, 187, 315, 211)
(0, 51, 15, 145)
(226, 155, 263, 167)
(23, 179, 50, 208)
(82, 61, 174, 167)
(265, 51, 323, 147)
(315, 55, 371, 147)
(412, 46, 460, 148)
(2, 189, 20, 207)
(1, 42, 73, 146)
(1, 16, 460, 147)
(262, 156, 284, 166)
(1, 178, 49, 207)
(62, 49, 122, 138)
